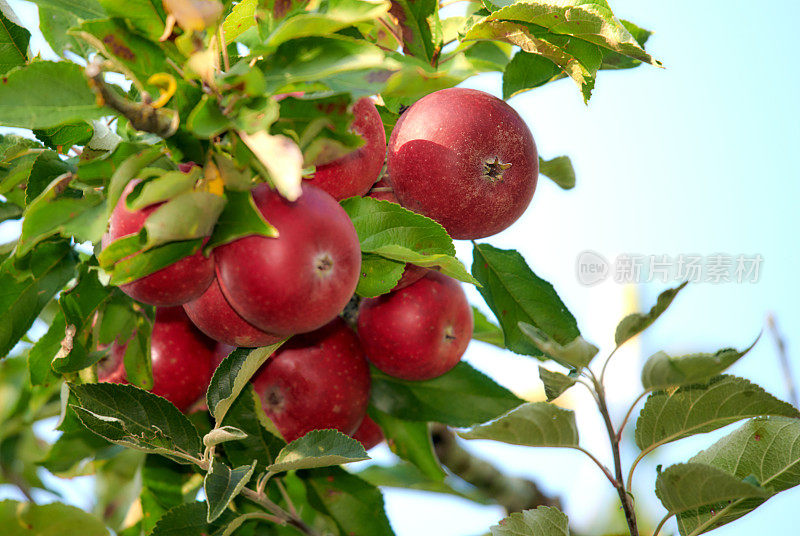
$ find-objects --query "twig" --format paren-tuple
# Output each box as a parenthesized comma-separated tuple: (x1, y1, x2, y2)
(574, 446, 617, 486)
(239, 487, 319, 536)
(653, 512, 673, 536)
(592, 377, 639, 536)
(85, 62, 179, 138)
(616, 390, 650, 442)
(431, 424, 562, 513)
(599, 345, 621, 386)
(767, 313, 799, 408)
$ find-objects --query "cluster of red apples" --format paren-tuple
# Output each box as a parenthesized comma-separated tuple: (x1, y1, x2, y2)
(99, 88, 538, 448)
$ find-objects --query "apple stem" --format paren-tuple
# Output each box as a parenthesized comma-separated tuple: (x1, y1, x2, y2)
(240, 486, 320, 535)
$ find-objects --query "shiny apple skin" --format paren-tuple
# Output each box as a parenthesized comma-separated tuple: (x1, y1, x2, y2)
(184, 277, 283, 347)
(357, 271, 473, 381)
(215, 183, 361, 336)
(387, 87, 538, 239)
(100, 307, 216, 412)
(251, 318, 371, 442)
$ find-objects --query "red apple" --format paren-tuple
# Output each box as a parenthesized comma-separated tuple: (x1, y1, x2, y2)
(215, 183, 361, 336)
(366, 179, 427, 290)
(251, 318, 371, 442)
(306, 97, 386, 200)
(357, 271, 473, 380)
(387, 88, 538, 239)
(184, 278, 283, 347)
(102, 178, 215, 306)
(352, 415, 384, 450)
(99, 307, 216, 411)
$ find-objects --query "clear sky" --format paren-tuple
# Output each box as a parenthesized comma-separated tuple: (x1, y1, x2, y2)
(1, 1, 799, 535)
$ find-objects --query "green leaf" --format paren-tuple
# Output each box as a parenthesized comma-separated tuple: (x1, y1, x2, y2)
(479, 1, 660, 67)
(27, 311, 65, 386)
(389, 0, 442, 63)
(149, 501, 233, 536)
(51, 266, 114, 373)
(221, 385, 286, 470)
(78, 18, 167, 78)
(39, 425, 111, 474)
(96, 0, 166, 41)
(305, 467, 395, 536)
(33, 121, 94, 150)
(635, 375, 799, 453)
(355, 254, 406, 297)
(106, 239, 204, 286)
(370, 362, 523, 427)
(370, 406, 445, 481)
(268, 429, 369, 473)
(27, 0, 106, 21)
(502, 51, 561, 100)
(0, 240, 78, 358)
(69, 382, 204, 463)
(459, 401, 579, 448)
(342, 196, 476, 285)
(140, 455, 190, 533)
(676, 417, 800, 535)
(204, 189, 277, 252)
(0, 500, 110, 536)
(519, 322, 598, 369)
(464, 40, 513, 72)
(262, 0, 392, 53)
(615, 282, 686, 346)
(25, 149, 73, 202)
(222, 0, 256, 42)
(37, 7, 92, 59)
(272, 93, 363, 166)
(600, 19, 653, 70)
(0, 61, 105, 128)
(187, 95, 230, 138)
(259, 35, 394, 94)
(0, 199, 21, 222)
(538, 366, 577, 402)
(641, 337, 760, 390)
(19, 181, 106, 255)
(357, 462, 492, 504)
(465, 20, 598, 101)
(538, 155, 575, 190)
(655, 463, 770, 518)
(204, 458, 256, 522)
(0, 4, 29, 76)
(142, 191, 226, 246)
(207, 343, 284, 424)
(472, 243, 580, 359)
(472, 307, 505, 348)
(491, 505, 570, 536)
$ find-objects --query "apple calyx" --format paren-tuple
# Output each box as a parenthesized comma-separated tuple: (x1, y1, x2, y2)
(483, 156, 513, 181)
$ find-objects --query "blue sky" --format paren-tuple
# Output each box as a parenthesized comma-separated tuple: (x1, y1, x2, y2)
(2, 1, 799, 535)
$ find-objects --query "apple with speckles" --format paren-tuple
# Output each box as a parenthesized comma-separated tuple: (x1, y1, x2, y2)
(99, 307, 216, 411)
(306, 97, 386, 200)
(215, 183, 361, 336)
(251, 318, 371, 442)
(102, 177, 215, 306)
(387, 87, 538, 239)
(358, 271, 473, 380)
